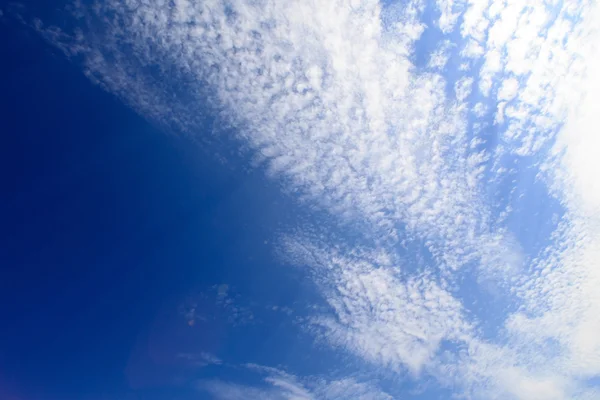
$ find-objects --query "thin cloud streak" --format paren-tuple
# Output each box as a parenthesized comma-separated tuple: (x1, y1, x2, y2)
(198, 364, 393, 400)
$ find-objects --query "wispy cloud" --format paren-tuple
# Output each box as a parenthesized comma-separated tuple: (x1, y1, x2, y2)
(31, 0, 600, 398)
(177, 351, 222, 367)
(198, 364, 392, 400)
(180, 284, 255, 327)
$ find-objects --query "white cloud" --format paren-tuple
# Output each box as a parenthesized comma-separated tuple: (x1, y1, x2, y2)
(198, 365, 393, 400)
(497, 77, 519, 101)
(281, 235, 473, 375)
(472, 102, 487, 118)
(454, 1, 600, 398)
(314, 378, 394, 400)
(199, 379, 300, 400)
(428, 39, 452, 70)
(461, 0, 489, 42)
(459, 0, 592, 156)
(436, 0, 465, 33)
(455, 76, 474, 102)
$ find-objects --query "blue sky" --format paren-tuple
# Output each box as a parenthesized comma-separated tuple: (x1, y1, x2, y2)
(1, 0, 600, 399)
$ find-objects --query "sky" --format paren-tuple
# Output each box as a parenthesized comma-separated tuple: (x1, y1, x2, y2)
(1, 0, 599, 399)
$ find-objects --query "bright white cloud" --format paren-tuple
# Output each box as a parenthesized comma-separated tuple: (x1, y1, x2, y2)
(436, 0, 465, 33)
(460, 0, 593, 156)
(454, 1, 600, 398)
(497, 77, 519, 102)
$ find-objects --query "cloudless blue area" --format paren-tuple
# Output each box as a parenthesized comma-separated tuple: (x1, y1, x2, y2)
(0, 9, 330, 400)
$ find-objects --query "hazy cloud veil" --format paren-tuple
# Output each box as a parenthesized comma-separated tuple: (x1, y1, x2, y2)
(35, 0, 600, 398)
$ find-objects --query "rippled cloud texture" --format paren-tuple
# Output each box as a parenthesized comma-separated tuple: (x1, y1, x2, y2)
(36, 0, 600, 398)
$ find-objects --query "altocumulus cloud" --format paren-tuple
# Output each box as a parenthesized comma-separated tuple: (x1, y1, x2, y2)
(31, 0, 600, 398)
